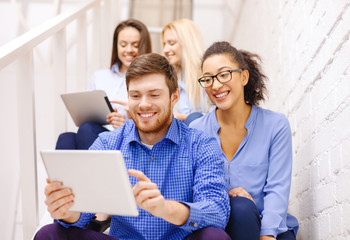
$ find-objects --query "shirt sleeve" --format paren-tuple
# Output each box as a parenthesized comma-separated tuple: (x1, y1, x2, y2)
(260, 115, 293, 237)
(179, 134, 230, 232)
(57, 213, 95, 229)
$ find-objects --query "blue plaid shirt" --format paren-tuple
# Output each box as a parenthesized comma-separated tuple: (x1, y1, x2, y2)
(59, 118, 230, 239)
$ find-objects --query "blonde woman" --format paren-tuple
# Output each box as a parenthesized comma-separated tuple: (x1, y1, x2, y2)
(162, 18, 208, 124)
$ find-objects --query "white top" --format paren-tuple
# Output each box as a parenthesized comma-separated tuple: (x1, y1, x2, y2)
(87, 64, 128, 130)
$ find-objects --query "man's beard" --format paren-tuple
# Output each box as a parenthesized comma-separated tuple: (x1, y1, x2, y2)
(132, 102, 172, 135)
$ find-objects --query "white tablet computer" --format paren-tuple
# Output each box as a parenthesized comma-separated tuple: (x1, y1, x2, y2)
(61, 90, 114, 127)
(40, 150, 139, 216)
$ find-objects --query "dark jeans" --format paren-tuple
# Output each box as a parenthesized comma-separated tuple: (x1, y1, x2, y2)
(56, 122, 109, 150)
(226, 197, 296, 240)
(34, 222, 231, 240)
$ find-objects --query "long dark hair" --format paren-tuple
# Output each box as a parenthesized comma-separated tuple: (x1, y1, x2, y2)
(110, 19, 152, 68)
(201, 41, 267, 105)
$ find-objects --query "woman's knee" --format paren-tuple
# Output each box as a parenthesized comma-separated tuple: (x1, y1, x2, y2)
(77, 122, 107, 140)
(55, 132, 76, 149)
(184, 112, 203, 126)
(76, 122, 108, 149)
(78, 122, 107, 135)
(229, 196, 258, 220)
(225, 197, 260, 240)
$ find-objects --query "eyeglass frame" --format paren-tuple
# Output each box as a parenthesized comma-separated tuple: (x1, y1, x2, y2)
(197, 69, 243, 88)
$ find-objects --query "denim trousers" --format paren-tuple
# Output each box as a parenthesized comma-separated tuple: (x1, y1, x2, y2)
(56, 122, 108, 150)
(226, 197, 296, 240)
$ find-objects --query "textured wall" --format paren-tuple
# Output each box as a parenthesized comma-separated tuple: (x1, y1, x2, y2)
(230, 0, 350, 239)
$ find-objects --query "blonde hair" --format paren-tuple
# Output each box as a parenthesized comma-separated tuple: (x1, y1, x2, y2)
(162, 19, 208, 112)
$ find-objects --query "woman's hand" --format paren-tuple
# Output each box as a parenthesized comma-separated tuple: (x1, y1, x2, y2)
(229, 187, 255, 204)
(106, 109, 126, 129)
(110, 100, 130, 119)
(260, 236, 276, 240)
(174, 112, 188, 122)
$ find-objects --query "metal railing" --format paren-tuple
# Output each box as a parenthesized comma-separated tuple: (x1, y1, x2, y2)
(0, 0, 117, 238)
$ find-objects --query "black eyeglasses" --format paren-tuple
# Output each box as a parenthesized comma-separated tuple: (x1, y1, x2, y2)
(198, 69, 242, 88)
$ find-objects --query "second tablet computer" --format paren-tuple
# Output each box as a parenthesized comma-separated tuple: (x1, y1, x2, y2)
(61, 90, 114, 127)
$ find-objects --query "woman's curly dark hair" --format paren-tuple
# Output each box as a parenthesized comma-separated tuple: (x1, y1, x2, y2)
(201, 41, 267, 105)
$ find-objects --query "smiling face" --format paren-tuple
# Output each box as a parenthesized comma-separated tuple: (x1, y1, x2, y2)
(201, 54, 249, 111)
(128, 73, 179, 144)
(117, 27, 141, 74)
(162, 29, 182, 68)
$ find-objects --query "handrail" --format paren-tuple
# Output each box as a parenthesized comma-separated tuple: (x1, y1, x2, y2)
(0, 0, 98, 70)
(0, 1, 112, 239)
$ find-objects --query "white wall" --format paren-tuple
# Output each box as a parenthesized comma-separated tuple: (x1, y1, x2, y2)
(0, 1, 129, 239)
(229, 0, 350, 239)
(193, 0, 245, 49)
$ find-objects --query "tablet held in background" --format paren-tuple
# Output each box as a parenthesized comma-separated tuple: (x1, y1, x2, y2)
(61, 90, 114, 127)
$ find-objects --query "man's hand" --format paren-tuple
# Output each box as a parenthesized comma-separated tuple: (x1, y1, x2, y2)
(260, 236, 276, 240)
(128, 169, 165, 216)
(44, 178, 80, 223)
(106, 109, 126, 129)
(229, 187, 255, 204)
(128, 169, 190, 226)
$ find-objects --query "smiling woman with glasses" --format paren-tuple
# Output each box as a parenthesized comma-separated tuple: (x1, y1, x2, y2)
(190, 41, 299, 240)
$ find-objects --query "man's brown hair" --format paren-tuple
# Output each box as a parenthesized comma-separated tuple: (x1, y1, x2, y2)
(126, 53, 178, 95)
